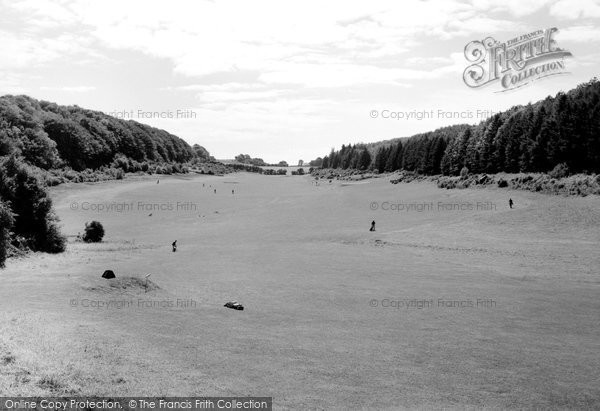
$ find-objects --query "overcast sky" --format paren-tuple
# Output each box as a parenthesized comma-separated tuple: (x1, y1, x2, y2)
(1, 0, 599, 163)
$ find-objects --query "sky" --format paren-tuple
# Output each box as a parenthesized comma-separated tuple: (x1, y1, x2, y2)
(1, 0, 599, 164)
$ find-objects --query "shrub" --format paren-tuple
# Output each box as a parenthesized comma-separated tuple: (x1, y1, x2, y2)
(44, 175, 63, 186)
(112, 154, 130, 172)
(41, 216, 66, 253)
(83, 221, 105, 243)
(129, 160, 142, 173)
(0, 155, 66, 255)
(459, 166, 469, 179)
(549, 163, 570, 179)
(0, 200, 14, 267)
(436, 177, 457, 189)
(497, 179, 508, 188)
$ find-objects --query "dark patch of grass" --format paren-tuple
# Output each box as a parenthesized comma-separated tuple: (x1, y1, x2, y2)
(37, 374, 63, 391)
(1, 353, 16, 365)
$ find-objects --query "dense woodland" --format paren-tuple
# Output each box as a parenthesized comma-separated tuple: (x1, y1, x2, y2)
(320, 79, 600, 175)
(0, 95, 204, 171)
(0, 95, 210, 267)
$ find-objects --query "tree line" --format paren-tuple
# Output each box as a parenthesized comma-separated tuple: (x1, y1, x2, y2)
(0, 94, 211, 267)
(0, 95, 204, 171)
(234, 154, 289, 167)
(320, 78, 600, 175)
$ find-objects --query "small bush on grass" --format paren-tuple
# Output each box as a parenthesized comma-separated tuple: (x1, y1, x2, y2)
(83, 221, 105, 243)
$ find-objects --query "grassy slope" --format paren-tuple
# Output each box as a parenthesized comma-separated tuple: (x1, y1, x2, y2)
(0, 174, 599, 409)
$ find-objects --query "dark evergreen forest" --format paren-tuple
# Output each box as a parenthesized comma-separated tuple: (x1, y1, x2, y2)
(321, 79, 600, 175)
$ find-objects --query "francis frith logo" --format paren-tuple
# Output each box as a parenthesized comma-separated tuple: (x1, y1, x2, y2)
(463, 28, 572, 92)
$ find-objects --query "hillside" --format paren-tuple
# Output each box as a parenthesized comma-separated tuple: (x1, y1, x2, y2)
(0, 95, 214, 267)
(0, 95, 207, 171)
(320, 79, 600, 176)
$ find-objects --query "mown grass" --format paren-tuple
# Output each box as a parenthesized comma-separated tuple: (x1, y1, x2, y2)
(1, 173, 599, 408)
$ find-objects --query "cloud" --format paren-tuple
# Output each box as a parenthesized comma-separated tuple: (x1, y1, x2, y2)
(0, 30, 62, 69)
(470, 0, 552, 17)
(259, 63, 439, 88)
(550, 0, 600, 19)
(40, 85, 97, 92)
(572, 52, 600, 66)
(555, 25, 600, 42)
(1, 0, 519, 78)
(0, 28, 97, 69)
(1, 0, 597, 162)
(405, 56, 454, 66)
(0, 72, 29, 94)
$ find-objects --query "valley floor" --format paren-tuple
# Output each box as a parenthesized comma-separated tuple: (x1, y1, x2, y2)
(1, 173, 599, 409)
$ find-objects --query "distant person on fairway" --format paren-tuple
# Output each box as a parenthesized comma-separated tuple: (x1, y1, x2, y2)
(172, 240, 177, 252)
(370, 221, 376, 232)
(232, 189, 234, 195)
(214, 189, 217, 194)
(509, 198, 514, 209)
(157, 179, 159, 184)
